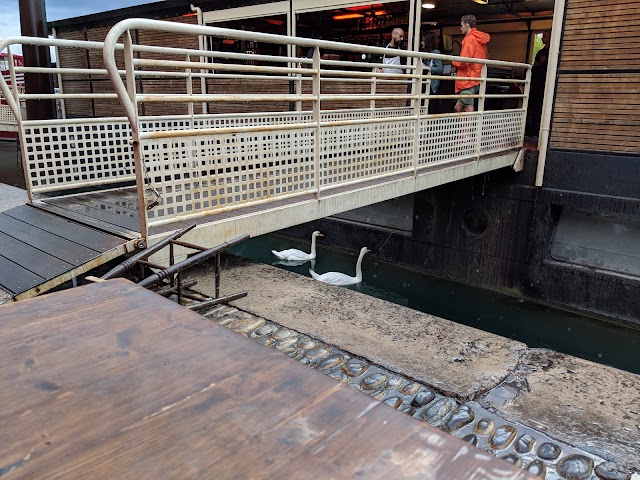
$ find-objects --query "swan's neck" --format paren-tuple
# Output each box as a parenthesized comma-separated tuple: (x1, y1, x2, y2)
(310, 236, 317, 256)
(355, 250, 366, 280)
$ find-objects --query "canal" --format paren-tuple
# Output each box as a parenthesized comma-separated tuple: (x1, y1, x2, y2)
(230, 233, 640, 375)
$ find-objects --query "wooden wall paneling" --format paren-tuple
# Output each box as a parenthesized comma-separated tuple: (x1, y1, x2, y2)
(550, 0, 640, 154)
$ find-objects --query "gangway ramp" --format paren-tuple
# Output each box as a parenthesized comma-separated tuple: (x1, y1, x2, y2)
(0, 205, 136, 301)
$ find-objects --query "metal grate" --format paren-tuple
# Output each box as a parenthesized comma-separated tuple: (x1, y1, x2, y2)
(23, 120, 135, 193)
(418, 115, 479, 165)
(480, 110, 524, 155)
(145, 128, 316, 222)
(320, 119, 414, 188)
(0, 103, 15, 124)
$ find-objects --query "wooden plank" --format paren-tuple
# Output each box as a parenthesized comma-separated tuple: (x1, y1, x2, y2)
(0, 255, 44, 295)
(567, 0, 638, 8)
(0, 231, 73, 278)
(558, 74, 640, 83)
(564, 19, 640, 29)
(566, 4, 640, 15)
(3, 206, 126, 251)
(0, 214, 99, 264)
(34, 201, 140, 238)
(0, 279, 532, 480)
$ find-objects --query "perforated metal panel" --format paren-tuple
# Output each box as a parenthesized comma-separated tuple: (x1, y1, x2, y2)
(23, 120, 135, 194)
(0, 104, 15, 124)
(480, 110, 524, 155)
(418, 115, 479, 166)
(319, 119, 414, 188)
(145, 128, 316, 223)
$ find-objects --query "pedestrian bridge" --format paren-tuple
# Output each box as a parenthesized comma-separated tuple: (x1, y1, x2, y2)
(0, 19, 530, 293)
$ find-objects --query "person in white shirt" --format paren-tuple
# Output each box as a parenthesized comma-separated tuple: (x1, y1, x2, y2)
(374, 28, 405, 74)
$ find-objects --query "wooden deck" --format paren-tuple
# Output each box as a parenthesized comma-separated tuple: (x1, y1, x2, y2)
(0, 279, 532, 479)
(0, 205, 134, 300)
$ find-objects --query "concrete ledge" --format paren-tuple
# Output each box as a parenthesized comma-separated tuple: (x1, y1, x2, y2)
(194, 256, 526, 401)
(187, 256, 640, 469)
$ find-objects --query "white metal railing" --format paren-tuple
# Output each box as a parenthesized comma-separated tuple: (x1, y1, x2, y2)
(0, 20, 530, 239)
(103, 19, 530, 237)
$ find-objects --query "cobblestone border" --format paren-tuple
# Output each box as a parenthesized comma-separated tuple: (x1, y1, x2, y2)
(201, 303, 635, 480)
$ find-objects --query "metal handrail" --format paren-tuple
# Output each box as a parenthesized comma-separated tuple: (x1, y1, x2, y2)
(0, 21, 532, 241)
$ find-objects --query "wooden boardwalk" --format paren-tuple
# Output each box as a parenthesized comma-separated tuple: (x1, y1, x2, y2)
(0, 279, 532, 479)
(0, 205, 134, 300)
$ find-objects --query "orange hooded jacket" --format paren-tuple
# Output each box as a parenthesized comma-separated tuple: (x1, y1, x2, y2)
(452, 28, 490, 92)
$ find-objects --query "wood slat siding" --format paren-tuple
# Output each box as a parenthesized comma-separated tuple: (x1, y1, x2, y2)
(206, 78, 408, 114)
(551, 0, 640, 153)
(55, 15, 198, 118)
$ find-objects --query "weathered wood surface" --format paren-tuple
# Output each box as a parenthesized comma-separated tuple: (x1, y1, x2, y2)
(0, 279, 532, 480)
(0, 205, 129, 296)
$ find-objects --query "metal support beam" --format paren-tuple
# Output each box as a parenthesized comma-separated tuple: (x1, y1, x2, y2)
(19, 0, 55, 120)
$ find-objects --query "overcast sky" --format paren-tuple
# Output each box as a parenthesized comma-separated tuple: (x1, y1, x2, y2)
(1, 0, 155, 53)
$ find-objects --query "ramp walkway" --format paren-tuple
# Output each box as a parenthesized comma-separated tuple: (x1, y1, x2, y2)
(0, 19, 531, 290)
(0, 205, 134, 300)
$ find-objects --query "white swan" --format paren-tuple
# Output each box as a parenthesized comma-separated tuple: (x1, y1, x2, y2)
(309, 247, 370, 286)
(272, 231, 323, 262)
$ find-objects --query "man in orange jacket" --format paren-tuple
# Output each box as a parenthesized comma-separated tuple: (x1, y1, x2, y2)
(452, 15, 490, 113)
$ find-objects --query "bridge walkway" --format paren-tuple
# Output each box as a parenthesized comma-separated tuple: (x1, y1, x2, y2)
(0, 19, 531, 295)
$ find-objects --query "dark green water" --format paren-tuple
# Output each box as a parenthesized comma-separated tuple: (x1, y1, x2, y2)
(230, 234, 640, 375)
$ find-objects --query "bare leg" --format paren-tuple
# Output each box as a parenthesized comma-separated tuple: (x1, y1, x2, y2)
(454, 100, 464, 113)
(464, 105, 474, 113)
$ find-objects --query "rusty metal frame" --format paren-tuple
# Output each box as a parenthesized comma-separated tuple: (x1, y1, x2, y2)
(101, 225, 249, 307)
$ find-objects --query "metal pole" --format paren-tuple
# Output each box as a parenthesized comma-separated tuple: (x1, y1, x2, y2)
(312, 46, 321, 198)
(187, 291, 248, 311)
(101, 224, 196, 279)
(50, 28, 66, 118)
(138, 234, 249, 288)
(19, 0, 55, 120)
(475, 64, 488, 160)
(123, 30, 148, 242)
(535, 0, 567, 186)
(215, 253, 221, 298)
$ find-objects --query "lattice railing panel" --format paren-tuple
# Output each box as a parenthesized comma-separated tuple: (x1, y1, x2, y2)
(145, 128, 316, 224)
(480, 110, 524, 155)
(23, 120, 135, 193)
(0, 104, 16, 124)
(319, 119, 414, 188)
(417, 115, 479, 166)
(140, 112, 313, 133)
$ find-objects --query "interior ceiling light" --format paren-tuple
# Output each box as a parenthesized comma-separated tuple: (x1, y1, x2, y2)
(470, 0, 488, 4)
(422, 3, 436, 8)
(333, 13, 364, 20)
(345, 4, 384, 11)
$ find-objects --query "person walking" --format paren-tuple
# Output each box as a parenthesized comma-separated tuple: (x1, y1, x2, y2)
(374, 28, 405, 74)
(452, 15, 490, 113)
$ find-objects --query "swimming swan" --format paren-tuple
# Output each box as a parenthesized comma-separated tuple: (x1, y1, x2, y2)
(272, 231, 323, 262)
(309, 247, 370, 286)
